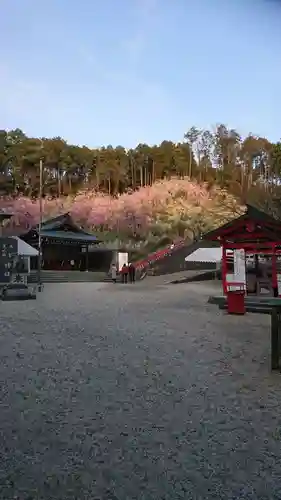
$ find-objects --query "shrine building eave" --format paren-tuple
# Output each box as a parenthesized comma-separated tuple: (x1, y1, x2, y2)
(40, 230, 99, 243)
(203, 204, 281, 244)
(19, 212, 102, 245)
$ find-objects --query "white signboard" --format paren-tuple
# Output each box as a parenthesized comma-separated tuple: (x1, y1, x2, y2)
(117, 252, 128, 272)
(225, 250, 246, 291)
(233, 249, 246, 283)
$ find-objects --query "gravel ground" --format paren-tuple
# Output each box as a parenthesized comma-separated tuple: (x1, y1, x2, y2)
(0, 280, 281, 499)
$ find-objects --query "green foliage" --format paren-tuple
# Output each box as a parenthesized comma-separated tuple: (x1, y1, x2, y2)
(1, 123, 281, 242)
(0, 124, 278, 202)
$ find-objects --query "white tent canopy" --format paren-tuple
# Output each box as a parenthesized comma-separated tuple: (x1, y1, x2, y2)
(185, 246, 222, 263)
(12, 237, 39, 257)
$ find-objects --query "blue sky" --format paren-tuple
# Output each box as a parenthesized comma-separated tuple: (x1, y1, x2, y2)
(0, 0, 280, 148)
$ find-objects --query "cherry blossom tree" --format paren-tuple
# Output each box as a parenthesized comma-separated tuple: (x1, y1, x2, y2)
(0, 179, 242, 242)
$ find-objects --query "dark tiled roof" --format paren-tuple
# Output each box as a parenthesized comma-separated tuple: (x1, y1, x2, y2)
(39, 213, 97, 238)
(41, 230, 99, 242)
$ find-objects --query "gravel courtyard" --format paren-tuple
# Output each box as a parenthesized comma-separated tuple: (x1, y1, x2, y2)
(1, 279, 281, 499)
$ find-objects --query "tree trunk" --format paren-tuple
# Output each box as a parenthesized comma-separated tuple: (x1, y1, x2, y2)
(189, 147, 192, 178)
(108, 174, 111, 195)
(57, 168, 61, 197)
(96, 167, 100, 188)
(130, 158, 135, 188)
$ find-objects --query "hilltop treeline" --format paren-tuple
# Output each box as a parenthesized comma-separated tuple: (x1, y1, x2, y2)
(1, 125, 281, 207)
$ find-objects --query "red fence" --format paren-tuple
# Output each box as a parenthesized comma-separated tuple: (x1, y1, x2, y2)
(134, 238, 186, 271)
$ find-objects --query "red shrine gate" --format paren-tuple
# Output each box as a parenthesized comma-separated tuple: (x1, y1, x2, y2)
(205, 205, 281, 314)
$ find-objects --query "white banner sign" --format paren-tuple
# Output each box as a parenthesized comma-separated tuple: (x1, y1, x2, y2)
(233, 249, 246, 283)
(117, 252, 128, 272)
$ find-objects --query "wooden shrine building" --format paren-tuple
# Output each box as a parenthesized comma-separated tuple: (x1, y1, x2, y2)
(20, 213, 114, 272)
(205, 204, 281, 297)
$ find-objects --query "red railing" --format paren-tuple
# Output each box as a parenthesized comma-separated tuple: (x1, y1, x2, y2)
(134, 238, 186, 271)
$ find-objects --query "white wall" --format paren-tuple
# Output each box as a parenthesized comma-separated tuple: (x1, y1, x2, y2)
(117, 252, 128, 272)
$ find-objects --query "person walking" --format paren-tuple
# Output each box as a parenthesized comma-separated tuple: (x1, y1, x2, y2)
(111, 263, 117, 283)
(121, 263, 129, 284)
(129, 262, 136, 283)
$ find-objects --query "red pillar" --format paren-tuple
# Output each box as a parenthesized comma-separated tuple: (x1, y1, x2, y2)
(222, 244, 227, 294)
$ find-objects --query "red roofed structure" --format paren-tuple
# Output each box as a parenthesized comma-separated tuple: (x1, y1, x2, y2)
(204, 204, 281, 312)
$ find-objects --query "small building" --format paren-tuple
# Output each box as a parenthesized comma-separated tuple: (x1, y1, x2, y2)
(14, 236, 39, 259)
(185, 246, 222, 265)
(0, 235, 39, 285)
(19, 213, 114, 272)
(204, 204, 281, 296)
(11, 238, 39, 284)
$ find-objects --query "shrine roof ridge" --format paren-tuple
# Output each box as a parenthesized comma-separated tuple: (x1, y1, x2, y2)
(203, 204, 281, 242)
(28, 212, 97, 238)
(40, 229, 99, 243)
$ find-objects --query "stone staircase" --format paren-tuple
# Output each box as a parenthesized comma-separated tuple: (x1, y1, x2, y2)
(28, 270, 107, 284)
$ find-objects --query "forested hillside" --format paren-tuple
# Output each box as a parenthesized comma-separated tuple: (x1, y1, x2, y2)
(1, 125, 281, 245)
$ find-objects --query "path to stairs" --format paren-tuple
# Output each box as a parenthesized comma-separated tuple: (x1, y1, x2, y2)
(141, 270, 212, 286)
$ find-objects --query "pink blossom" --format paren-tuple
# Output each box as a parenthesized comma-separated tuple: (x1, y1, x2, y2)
(0, 179, 239, 238)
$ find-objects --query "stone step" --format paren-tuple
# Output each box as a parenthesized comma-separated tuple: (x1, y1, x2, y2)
(209, 295, 277, 307)
(28, 271, 107, 283)
(209, 294, 275, 315)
